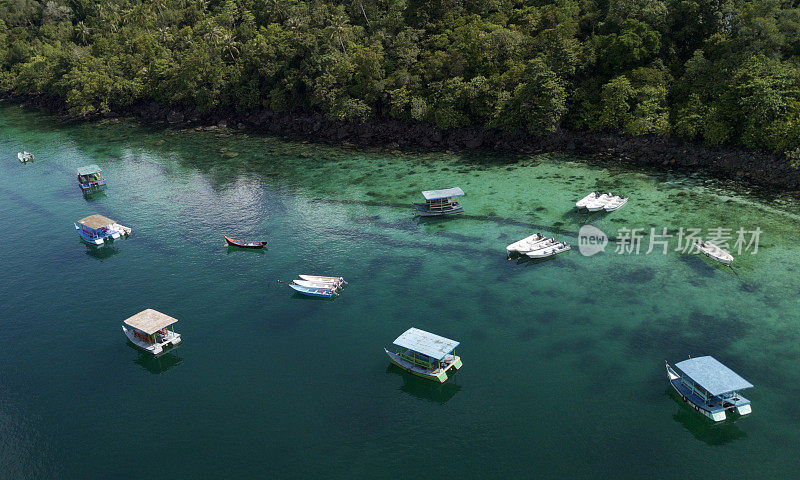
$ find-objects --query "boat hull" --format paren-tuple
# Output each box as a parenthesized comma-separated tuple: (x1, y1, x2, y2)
(224, 235, 267, 248)
(666, 363, 730, 422)
(526, 244, 571, 258)
(384, 349, 461, 383)
(696, 243, 733, 264)
(289, 283, 336, 297)
(413, 203, 464, 216)
(122, 325, 181, 355)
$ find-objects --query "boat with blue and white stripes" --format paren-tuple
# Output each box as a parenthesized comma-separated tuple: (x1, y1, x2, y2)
(666, 356, 753, 422)
(289, 283, 337, 297)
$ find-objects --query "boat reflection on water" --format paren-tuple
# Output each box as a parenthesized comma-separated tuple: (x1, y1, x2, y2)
(226, 245, 266, 255)
(84, 244, 120, 261)
(127, 342, 183, 374)
(666, 389, 747, 445)
(386, 364, 462, 405)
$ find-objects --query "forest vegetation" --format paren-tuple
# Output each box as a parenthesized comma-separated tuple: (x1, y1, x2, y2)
(2, 0, 800, 158)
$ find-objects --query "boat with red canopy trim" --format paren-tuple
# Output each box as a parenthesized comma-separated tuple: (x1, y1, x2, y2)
(224, 235, 267, 249)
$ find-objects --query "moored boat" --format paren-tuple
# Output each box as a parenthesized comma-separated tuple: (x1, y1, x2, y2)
(585, 193, 613, 211)
(576, 191, 600, 209)
(122, 309, 181, 355)
(526, 242, 571, 258)
(603, 195, 628, 211)
(17, 151, 34, 162)
(289, 283, 337, 297)
(413, 187, 465, 216)
(224, 235, 268, 248)
(299, 274, 347, 285)
(293, 279, 342, 290)
(384, 327, 462, 383)
(77, 164, 107, 194)
(666, 356, 753, 422)
(695, 241, 734, 264)
(74, 214, 127, 246)
(506, 233, 545, 253)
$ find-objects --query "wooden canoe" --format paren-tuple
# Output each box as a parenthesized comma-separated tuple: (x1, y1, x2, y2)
(224, 235, 267, 249)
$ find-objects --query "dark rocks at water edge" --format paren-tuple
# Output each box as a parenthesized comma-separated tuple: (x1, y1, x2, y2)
(3, 92, 798, 192)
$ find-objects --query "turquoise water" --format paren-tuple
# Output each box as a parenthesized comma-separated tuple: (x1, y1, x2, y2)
(2, 105, 800, 478)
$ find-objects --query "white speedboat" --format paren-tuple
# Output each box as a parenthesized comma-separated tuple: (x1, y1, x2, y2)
(505, 233, 544, 253)
(604, 195, 628, 211)
(586, 193, 613, 211)
(293, 279, 340, 290)
(527, 242, 571, 258)
(696, 241, 734, 264)
(576, 192, 600, 209)
(512, 237, 557, 254)
(17, 151, 34, 162)
(299, 274, 347, 285)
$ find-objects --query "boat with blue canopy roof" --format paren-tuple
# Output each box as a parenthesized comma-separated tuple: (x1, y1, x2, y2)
(413, 187, 465, 216)
(385, 327, 462, 382)
(666, 356, 753, 422)
(77, 164, 107, 194)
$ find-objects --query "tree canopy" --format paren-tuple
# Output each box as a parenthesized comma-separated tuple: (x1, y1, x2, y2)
(2, 0, 800, 156)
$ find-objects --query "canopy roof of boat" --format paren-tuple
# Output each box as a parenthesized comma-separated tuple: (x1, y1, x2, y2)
(77, 164, 102, 175)
(123, 309, 179, 335)
(393, 327, 459, 360)
(675, 356, 753, 396)
(77, 214, 115, 229)
(421, 187, 464, 200)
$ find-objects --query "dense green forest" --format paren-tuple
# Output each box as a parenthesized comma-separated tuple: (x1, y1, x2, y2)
(2, 0, 800, 156)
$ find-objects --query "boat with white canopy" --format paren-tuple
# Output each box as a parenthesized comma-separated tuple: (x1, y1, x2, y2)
(666, 356, 753, 422)
(413, 187, 465, 216)
(122, 309, 182, 355)
(696, 241, 734, 265)
(74, 214, 131, 246)
(385, 327, 462, 382)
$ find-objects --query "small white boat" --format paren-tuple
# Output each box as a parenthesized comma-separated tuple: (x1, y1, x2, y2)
(293, 279, 340, 290)
(604, 196, 628, 211)
(505, 233, 544, 253)
(586, 193, 613, 211)
(696, 241, 734, 264)
(576, 192, 600, 209)
(526, 242, 571, 259)
(298, 274, 347, 285)
(17, 151, 34, 163)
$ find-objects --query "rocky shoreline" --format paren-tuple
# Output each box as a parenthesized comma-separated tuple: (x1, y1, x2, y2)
(4, 92, 799, 192)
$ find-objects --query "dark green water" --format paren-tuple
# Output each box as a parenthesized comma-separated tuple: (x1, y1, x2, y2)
(2, 105, 800, 479)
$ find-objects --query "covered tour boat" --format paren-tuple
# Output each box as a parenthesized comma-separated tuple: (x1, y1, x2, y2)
(122, 309, 182, 355)
(74, 214, 130, 246)
(77, 164, 107, 194)
(385, 327, 462, 383)
(666, 356, 753, 422)
(224, 235, 268, 248)
(413, 187, 465, 216)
